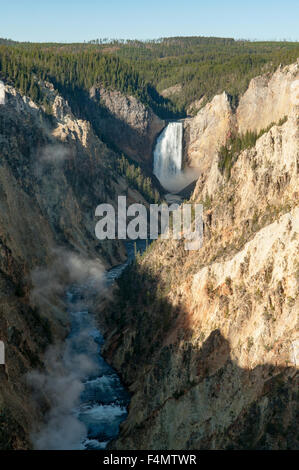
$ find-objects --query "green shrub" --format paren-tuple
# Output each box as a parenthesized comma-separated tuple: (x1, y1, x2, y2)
(218, 117, 288, 178)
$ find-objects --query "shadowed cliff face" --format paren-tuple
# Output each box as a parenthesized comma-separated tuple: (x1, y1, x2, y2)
(0, 82, 154, 449)
(70, 85, 165, 167)
(103, 254, 298, 450)
(41, 82, 165, 169)
(106, 326, 297, 450)
(0, 83, 130, 274)
(104, 233, 298, 449)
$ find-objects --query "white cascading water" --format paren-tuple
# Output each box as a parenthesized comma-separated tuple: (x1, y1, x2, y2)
(153, 122, 183, 192)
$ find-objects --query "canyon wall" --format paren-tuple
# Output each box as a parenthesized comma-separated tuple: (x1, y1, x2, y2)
(89, 85, 165, 164)
(184, 61, 299, 174)
(104, 82, 299, 449)
(237, 61, 299, 133)
(183, 92, 234, 171)
(0, 81, 150, 449)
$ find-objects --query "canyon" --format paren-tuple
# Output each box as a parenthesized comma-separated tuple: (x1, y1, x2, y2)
(0, 58, 298, 450)
(103, 61, 299, 449)
(0, 79, 159, 448)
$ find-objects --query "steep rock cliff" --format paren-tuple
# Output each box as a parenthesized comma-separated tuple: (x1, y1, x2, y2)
(0, 81, 149, 449)
(237, 61, 299, 134)
(184, 61, 299, 173)
(183, 92, 234, 170)
(103, 92, 299, 450)
(89, 85, 165, 164)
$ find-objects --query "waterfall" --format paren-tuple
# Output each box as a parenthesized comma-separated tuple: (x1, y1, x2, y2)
(153, 122, 183, 191)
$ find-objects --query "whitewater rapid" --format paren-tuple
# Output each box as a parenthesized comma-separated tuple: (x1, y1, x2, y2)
(69, 241, 146, 450)
(67, 286, 129, 450)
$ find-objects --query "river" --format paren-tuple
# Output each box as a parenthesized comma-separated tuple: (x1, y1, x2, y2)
(67, 240, 146, 450)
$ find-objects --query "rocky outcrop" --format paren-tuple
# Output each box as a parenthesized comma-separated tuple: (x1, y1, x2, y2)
(103, 90, 299, 450)
(0, 81, 5, 105)
(89, 85, 165, 164)
(237, 61, 299, 133)
(183, 61, 299, 173)
(186, 96, 206, 116)
(183, 92, 234, 171)
(161, 84, 182, 98)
